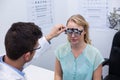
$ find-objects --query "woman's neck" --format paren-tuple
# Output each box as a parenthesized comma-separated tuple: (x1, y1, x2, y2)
(71, 42, 86, 50)
(71, 42, 87, 58)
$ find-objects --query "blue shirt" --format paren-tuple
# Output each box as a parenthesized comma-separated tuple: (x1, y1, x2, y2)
(0, 55, 25, 77)
(55, 42, 104, 80)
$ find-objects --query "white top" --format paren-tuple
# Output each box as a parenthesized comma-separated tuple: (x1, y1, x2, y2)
(0, 36, 51, 80)
(24, 65, 54, 80)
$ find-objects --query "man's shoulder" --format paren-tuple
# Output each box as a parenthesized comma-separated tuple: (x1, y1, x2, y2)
(0, 53, 5, 56)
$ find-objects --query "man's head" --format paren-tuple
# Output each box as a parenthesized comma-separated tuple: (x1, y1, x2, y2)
(5, 22, 42, 60)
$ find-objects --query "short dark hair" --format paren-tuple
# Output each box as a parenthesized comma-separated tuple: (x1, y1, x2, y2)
(5, 22, 42, 60)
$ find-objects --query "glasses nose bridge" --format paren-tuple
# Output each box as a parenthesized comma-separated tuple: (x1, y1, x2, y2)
(71, 32, 76, 37)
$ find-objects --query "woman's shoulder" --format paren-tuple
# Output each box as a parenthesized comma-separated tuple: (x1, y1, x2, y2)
(85, 44, 104, 70)
(84, 44, 103, 62)
(56, 42, 70, 51)
(86, 44, 100, 53)
(84, 44, 101, 60)
(55, 42, 71, 59)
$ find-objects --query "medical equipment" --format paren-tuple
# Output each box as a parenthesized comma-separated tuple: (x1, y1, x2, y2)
(108, 7, 120, 31)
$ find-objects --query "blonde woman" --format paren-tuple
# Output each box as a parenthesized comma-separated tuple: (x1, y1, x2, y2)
(54, 14, 104, 80)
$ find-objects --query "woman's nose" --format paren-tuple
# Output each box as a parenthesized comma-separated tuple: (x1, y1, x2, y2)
(71, 33, 75, 37)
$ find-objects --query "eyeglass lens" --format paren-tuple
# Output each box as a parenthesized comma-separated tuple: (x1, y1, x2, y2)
(65, 28, 83, 36)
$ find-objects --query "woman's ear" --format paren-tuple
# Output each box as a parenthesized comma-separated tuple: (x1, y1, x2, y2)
(23, 52, 31, 62)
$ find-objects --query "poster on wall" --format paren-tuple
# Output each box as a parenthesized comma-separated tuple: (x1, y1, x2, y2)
(107, 0, 120, 31)
(77, 0, 108, 29)
(26, 0, 54, 30)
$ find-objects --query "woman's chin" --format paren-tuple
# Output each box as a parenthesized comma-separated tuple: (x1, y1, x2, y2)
(70, 41, 78, 45)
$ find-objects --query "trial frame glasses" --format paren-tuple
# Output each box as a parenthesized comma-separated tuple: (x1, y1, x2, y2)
(65, 28, 83, 36)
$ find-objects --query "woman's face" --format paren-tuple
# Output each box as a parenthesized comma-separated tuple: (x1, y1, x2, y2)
(66, 21, 85, 45)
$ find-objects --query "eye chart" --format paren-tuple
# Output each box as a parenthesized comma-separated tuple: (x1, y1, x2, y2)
(77, 0, 108, 29)
(26, 0, 54, 28)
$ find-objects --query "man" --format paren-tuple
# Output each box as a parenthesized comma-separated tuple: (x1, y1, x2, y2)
(0, 22, 65, 80)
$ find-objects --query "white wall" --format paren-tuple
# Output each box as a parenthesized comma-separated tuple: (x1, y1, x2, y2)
(0, 0, 27, 54)
(0, 0, 119, 72)
(0, 0, 68, 70)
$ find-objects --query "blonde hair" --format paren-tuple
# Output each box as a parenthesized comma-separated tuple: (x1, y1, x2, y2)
(66, 14, 91, 44)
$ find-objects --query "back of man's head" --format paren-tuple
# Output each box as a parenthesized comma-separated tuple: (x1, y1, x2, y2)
(5, 22, 42, 60)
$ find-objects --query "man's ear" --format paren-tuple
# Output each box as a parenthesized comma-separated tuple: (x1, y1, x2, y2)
(23, 52, 31, 61)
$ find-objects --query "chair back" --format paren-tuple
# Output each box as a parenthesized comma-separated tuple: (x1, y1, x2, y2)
(109, 31, 120, 76)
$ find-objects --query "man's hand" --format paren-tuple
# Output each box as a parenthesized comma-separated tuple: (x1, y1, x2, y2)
(45, 24, 66, 41)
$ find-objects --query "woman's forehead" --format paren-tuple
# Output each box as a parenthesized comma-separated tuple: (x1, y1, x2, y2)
(67, 22, 83, 29)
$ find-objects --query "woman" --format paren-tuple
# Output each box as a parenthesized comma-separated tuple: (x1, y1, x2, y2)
(54, 14, 104, 80)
